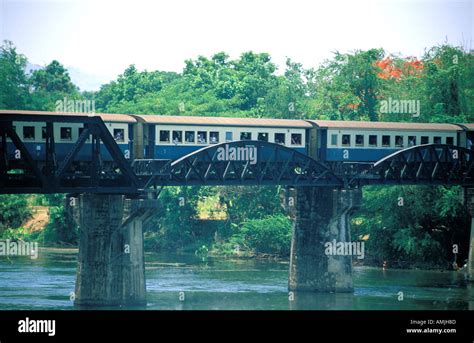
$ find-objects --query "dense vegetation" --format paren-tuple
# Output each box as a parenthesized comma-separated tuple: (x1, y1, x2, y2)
(0, 39, 473, 267)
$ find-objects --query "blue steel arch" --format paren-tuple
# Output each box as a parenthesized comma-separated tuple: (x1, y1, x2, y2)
(353, 144, 474, 186)
(136, 140, 343, 187)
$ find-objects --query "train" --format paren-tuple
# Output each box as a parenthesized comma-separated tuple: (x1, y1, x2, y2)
(1, 110, 473, 170)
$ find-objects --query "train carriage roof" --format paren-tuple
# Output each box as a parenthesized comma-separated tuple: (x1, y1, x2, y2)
(458, 123, 474, 131)
(309, 120, 462, 131)
(0, 110, 467, 131)
(0, 110, 136, 123)
(131, 114, 312, 128)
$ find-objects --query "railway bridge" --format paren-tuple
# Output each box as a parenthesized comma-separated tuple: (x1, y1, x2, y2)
(1, 111, 474, 306)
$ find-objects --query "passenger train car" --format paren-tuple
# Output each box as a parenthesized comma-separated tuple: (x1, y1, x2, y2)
(1, 110, 473, 171)
(1, 111, 135, 172)
(129, 115, 311, 160)
(310, 120, 463, 162)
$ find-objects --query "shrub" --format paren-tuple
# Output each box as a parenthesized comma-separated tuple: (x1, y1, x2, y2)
(239, 214, 293, 256)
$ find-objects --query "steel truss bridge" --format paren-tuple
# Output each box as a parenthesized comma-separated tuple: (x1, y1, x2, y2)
(1, 112, 474, 195)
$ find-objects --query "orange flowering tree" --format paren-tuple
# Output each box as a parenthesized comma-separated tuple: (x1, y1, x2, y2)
(375, 56, 423, 80)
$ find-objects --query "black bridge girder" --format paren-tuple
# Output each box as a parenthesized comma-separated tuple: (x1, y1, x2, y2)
(349, 144, 474, 187)
(0, 111, 139, 194)
(135, 140, 344, 188)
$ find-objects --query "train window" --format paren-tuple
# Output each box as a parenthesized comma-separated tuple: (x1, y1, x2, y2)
(395, 135, 404, 147)
(382, 135, 390, 147)
(291, 133, 302, 145)
(446, 137, 454, 145)
(331, 134, 337, 146)
(60, 127, 72, 140)
(408, 136, 416, 146)
(275, 133, 285, 144)
(342, 134, 350, 146)
(159, 130, 170, 143)
(258, 133, 268, 142)
(209, 131, 219, 144)
(240, 132, 252, 140)
(23, 126, 35, 140)
(369, 135, 377, 146)
(197, 131, 207, 144)
(421, 136, 429, 144)
(172, 131, 183, 144)
(185, 131, 195, 143)
(114, 128, 125, 142)
(225, 131, 233, 142)
(433, 136, 442, 144)
(355, 135, 364, 146)
(42, 127, 47, 139)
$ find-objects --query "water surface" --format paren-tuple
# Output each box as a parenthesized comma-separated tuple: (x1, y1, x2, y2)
(0, 249, 472, 310)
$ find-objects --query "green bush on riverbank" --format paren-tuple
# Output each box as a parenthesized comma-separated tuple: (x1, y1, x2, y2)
(0, 194, 78, 245)
(211, 214, 292, 257)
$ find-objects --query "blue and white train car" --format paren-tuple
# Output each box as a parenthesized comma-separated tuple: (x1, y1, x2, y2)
(309, 120, 462, 162)
(3, 110, 471, 169)
(5, 111, 135, 163)
(131, 115, 312, 160)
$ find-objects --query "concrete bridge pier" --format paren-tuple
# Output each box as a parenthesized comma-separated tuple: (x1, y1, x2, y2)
(289, 187, 362, 292)
(465, 188, 474, 281)
(73, 194, 146, 307)
(469, 224, 474, 281)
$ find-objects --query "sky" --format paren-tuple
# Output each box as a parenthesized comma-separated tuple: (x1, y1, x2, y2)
(0, 0, 472, 90)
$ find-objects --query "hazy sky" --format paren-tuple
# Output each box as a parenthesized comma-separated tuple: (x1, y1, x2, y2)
(1, 0, 472, 87)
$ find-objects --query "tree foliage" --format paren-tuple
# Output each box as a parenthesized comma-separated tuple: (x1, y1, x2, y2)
(0, 195, 31, 233)
(0, 41, 30, 109)
(353, 186, 470, 267)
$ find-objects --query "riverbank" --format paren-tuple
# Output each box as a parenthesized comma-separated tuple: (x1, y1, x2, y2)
(32, 245, 463, 273)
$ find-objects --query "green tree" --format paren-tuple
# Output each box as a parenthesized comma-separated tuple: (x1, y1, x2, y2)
(182, 51, 278, 112)
(312, 49, 385, 121)
(144, 186, 214, 251)
(31, 60, 77, 93)
(0, 40, 30, 109)
(422, 45, 473, 122)
(94, 65, 179, 113)
(353, 186, 469, 267)
(216, 186, 284, 224)
(239, 214, 292, 256)
(0, 195, 31, 233)
(28, 60, 81, 111)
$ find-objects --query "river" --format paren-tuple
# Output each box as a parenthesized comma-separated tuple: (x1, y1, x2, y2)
(0, 248, 472, 310)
